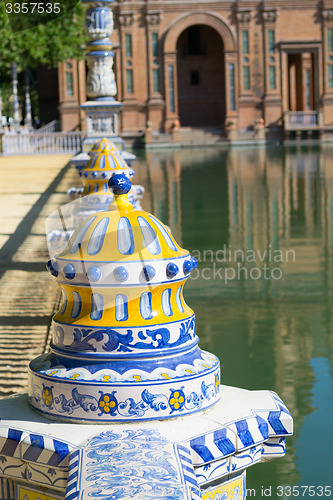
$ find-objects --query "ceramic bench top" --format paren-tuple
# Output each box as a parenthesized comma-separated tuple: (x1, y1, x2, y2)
(0, 386, 293, 500)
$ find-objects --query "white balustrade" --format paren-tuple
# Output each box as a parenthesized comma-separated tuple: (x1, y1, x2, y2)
(1, 132, 86, 155)
(33, 120, 60, 134)
(284, 111, 320, 130)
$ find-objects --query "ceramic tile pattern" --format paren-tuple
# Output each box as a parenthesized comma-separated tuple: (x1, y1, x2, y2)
(0, 385, 293, 499)
(65, 429, 198, 500)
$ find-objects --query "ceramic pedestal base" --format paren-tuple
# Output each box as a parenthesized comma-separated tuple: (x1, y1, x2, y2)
(28, 347, 221, 423)
(0, 385, 292, 500)
(81, 100, 124, 153)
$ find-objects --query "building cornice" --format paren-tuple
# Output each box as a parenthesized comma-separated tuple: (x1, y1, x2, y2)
(114, 0, 322, 13)
(279, 40, 322, 51)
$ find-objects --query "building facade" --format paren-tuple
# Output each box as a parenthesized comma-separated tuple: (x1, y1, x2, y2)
(58, 0, 333, 140)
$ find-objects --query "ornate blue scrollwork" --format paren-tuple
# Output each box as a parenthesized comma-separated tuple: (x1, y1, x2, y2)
(55, 317, 196, 353)
(80, 429, 185, 500)
(52, 388, 98, 415)
(117, 389, 168, 418)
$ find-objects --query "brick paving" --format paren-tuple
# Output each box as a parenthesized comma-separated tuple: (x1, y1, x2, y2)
(0, 155, 79, 397)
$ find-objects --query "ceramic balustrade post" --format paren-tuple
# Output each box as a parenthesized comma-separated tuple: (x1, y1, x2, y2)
(81, 0, 124, 150)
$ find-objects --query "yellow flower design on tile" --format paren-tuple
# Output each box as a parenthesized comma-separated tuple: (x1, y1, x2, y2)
(42, 387, 53, 407)
(98, 391, 118, 416)
(169, 388, 186, 413)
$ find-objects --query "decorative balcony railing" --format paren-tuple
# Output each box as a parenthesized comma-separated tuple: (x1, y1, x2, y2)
(284, 110, 323, 131)
(33, 120, 60, 134)
(1, 131, 86, 155)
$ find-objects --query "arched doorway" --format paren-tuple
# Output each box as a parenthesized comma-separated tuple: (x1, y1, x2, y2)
(163, 12, 237, 132)
(176, 25, 225, 127)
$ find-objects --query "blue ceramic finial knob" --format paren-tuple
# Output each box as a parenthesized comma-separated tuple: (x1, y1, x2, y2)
(108, 174, 131, 195)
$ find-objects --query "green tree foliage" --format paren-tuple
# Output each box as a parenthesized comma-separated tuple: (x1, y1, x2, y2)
(0, 1, 87, 74)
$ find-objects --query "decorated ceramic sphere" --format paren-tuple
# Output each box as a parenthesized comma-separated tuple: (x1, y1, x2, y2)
(29, 174, 220, 423)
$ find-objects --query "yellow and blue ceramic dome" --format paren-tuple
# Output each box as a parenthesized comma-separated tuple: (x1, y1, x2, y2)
(28, 174, 220, 422)
(90, 138, 120, 155)
(74, 139, 140, 224)
(80, 142, 135, 196)
(89, 138, 136, 168)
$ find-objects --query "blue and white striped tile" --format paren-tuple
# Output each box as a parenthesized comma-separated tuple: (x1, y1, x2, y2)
(0, 426, 74, 468)
(227, 415, 269, 452)
(20, 433, 74, 468)
(65, 449, 80, 500)
(256, 391, 293, 437)
(176, 444, 201, 499)
(0, 426, 26, 460)
(186, 426, 236, 465)
(270, 391, 291, 415)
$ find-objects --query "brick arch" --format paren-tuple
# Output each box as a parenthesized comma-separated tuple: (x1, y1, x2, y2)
(163, 11, 237, 54)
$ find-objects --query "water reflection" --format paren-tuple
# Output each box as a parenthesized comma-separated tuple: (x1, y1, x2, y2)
(136, 145, 333, 490)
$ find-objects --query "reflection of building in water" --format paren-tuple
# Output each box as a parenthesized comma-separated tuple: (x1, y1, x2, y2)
(215, 146, 333, 485)
(142, 146, 333, 486)
(143, 145, 333, 301)
(225, 146, 333, 298)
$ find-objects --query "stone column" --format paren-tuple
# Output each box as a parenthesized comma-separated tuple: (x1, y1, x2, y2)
(81, 0, 124, 151)
(321, 8, 333, 128)
(236, 8, 258, 130)
(11, 62, 20, 130)
(145, 10, 164, 131)
(262, 7, 282, 130)
(224, 51, 238, 139)
(163, 51, 179, 132)
(302, 53, 314, 111)
(24, 69, 32, 129)
(117, 11, 137, 134)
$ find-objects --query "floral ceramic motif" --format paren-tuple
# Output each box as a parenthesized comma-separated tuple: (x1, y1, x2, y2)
(169, 388, 186, 413)
(42, 386, 53, 408)
(98, 391, 118, 415)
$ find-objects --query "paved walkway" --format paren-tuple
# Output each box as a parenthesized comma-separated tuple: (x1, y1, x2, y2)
(0, 155, 79, 397)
